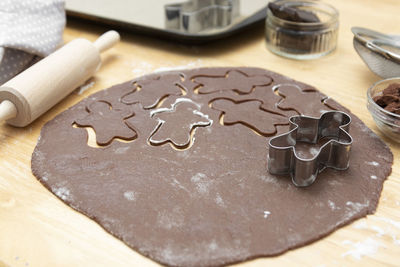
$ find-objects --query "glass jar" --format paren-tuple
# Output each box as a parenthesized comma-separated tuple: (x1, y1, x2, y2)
(265, 0, 339, 60)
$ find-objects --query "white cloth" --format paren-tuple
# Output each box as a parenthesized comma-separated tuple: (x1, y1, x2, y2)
(0, 0, 65, 84)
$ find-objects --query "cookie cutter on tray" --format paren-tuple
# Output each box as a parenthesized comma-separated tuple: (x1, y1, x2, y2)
(165, 0, 240, 33)
(267, 111, 353, 187)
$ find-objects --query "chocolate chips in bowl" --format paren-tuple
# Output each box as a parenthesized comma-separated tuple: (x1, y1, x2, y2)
(367, 78, 400, 142)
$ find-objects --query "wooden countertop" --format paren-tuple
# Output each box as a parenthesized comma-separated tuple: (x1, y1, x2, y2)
(1, 0, 399, 266)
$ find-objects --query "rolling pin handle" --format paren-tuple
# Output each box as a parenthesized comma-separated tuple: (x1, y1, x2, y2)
(93, 30, 120, 53)
(0, 100, 17, 123)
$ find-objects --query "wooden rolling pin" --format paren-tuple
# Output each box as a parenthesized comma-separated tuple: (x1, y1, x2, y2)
(0, 30, 120, 127)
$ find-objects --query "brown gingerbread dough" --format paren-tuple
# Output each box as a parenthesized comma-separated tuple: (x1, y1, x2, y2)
(32, 67, 393, 267)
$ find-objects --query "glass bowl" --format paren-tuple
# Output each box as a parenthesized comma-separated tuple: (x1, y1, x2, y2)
(367, 77, 400, 142)
(265, 0, 339, 60)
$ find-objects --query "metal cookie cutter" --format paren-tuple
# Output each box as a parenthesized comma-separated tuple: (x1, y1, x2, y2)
(165, 0, 240, 33)
(267, 111, 353, 187)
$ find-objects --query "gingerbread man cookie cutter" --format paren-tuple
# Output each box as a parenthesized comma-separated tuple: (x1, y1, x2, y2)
(267, 111, 353, 187)
(165, 0, 239, 33)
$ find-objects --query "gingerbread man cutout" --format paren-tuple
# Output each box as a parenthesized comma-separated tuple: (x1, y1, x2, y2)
(193, 70, 273, 94)
(75, 101, 137, 146)
(211, 98, 289, 136)
(149, 99, 212, 149)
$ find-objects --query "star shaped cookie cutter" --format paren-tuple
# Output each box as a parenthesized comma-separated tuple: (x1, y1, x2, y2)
(267, 111, 353, 187)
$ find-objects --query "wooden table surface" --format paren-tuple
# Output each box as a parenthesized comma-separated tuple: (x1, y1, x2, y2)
(1, 0, 400, 266)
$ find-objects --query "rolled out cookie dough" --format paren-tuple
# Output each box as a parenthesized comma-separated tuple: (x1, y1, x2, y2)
(32, 67, 393, 266)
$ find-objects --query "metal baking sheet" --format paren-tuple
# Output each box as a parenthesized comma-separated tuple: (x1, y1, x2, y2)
(66, 0, 268, 43)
